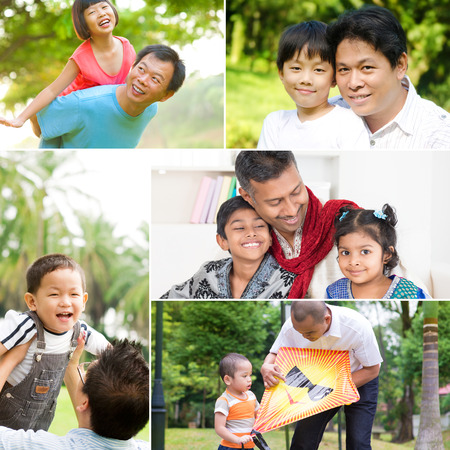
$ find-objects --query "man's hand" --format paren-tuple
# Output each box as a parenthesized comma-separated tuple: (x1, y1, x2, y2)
(261, 362, 285, 389)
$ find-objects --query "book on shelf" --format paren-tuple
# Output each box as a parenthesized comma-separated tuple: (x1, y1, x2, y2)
(206, 175, 224, 223)
(199, 178, 216, 223)
(190, 176, 213, 223)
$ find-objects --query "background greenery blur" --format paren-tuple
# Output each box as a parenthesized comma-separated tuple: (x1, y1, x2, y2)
(226, 0, 450, 148)
(0, 151, 149, 353)
(0, 0, 224, 148)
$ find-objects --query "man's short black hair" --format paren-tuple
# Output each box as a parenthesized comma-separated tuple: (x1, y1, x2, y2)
(134, 45, 186, 92)
(82, 339, 149, 440)
(235, 151, 298, 200)
(327, 6, 407, 69)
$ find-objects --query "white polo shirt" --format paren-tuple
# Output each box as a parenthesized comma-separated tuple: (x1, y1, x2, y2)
(270, 304, 383, 373)
(330, 76, 449, 149)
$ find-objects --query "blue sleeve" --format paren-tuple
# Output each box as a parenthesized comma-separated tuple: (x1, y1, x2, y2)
(325, 286, 333, 299)
(37, 93, 82, 140)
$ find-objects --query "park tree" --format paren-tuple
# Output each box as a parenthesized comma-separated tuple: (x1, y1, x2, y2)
(415, 301, 444, 449)
(159, 301, 278, 428)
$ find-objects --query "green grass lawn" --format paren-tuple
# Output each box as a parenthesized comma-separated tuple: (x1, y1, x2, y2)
(166, 427, 450, 449)
(226, 62, 340, 149)
(48, 386, 149, 441)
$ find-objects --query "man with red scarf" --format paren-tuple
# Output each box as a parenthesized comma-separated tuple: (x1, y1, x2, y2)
(235, 151, 358, 299)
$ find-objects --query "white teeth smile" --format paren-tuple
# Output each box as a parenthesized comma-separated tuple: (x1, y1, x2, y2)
(99, 19, 110, 26)
(242, 242, 261, 248)
(351, 95, 369, 99)
(133, 85, 145, 94)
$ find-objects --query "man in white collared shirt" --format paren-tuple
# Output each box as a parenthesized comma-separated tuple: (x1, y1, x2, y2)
(261, 301, 382, 450)
(327, 6, 449, 149)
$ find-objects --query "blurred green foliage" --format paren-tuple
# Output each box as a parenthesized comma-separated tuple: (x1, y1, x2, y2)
(139, 73, 224, 148)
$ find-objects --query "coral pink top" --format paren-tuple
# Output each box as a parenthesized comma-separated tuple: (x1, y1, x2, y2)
(60, 36, 136, 96)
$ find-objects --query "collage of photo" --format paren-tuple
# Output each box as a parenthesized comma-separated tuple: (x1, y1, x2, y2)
(0, 0, 449, 449)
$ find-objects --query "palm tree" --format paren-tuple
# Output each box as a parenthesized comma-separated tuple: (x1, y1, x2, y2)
(415, 301, 444, 449)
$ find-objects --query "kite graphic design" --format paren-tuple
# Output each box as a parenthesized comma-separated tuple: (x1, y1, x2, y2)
(252, 347, 360, 435)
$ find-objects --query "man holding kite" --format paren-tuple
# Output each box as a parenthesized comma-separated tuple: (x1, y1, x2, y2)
(260, 301, 382, 449)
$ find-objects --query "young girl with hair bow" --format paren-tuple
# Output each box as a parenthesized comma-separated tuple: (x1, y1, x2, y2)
(326, 204, 430, 299)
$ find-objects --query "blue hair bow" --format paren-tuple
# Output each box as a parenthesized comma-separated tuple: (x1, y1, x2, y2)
(339, 211, 349, 222)
(373, 210, 387, 220)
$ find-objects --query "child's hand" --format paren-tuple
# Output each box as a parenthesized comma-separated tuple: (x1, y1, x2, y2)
(68, 331, 86, 368)
(0, 116, 24, 128)
(237, 435, 253, 444)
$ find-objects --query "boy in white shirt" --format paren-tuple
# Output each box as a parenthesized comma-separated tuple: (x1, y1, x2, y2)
(258, 21, 369, 149)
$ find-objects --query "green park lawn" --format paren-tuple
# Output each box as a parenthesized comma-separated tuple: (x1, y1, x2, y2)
(165, 427, 450, 449)
(49, 386, 149, 441)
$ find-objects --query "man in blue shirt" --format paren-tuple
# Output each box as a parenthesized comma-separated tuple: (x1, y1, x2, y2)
(32, 44, 185, 148)
(0, 338, 150, 449)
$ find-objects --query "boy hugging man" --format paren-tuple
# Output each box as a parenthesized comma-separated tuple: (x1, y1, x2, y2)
(257, 21, 369, 149)
(215, 353, 259, 450)
(0, 254, 108, 431)
(162, 196, 298, 299)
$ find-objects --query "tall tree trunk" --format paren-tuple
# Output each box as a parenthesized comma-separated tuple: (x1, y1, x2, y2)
(395, 301, 414, 442)
(415, 302, 444, 449)
(230, 14, 245, 65)
(395, 383, 414, 442)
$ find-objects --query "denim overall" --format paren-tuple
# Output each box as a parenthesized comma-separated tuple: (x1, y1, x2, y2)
(0, 311, 80, 431)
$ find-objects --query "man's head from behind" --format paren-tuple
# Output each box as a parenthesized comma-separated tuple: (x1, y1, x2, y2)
(82, 339, 149, 440)
(125, 44, 186, 108)
(291, 301, 331, 342)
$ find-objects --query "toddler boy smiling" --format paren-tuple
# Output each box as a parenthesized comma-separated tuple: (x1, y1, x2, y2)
(0, 254, 108, 431)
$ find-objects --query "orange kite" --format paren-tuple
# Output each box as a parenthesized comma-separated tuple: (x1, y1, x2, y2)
(253, 347, 360, 435)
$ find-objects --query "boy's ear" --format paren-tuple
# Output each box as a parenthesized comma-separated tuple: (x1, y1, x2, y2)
(216, 234, 230, 252)
(223, 374, 232, 386)
(24, 293, 37, 311)
(82, 292, 88, 311)
(238, 187, 255, 208)
(331, 77, 337, 88)
(278, 69, 284, 81)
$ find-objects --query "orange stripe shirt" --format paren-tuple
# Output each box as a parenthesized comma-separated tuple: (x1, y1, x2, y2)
(215, 389, 259, 448)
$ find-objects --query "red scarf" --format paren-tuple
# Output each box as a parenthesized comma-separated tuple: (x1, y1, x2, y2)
(270, 186, 358, 298)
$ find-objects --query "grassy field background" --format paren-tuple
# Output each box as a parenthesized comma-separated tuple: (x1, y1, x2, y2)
(49, 387, 149, 441)
(226, 61, 341, 149)
(165, 427, 450, 449)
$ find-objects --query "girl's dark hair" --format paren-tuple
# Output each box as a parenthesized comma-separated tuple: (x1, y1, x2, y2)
(72, 0, 119, 40)
(277, 21, 334, 71)
(334, 203, 399, 275)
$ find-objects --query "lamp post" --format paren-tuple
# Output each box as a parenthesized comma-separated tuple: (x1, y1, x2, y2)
(152, 301, 166, 449)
